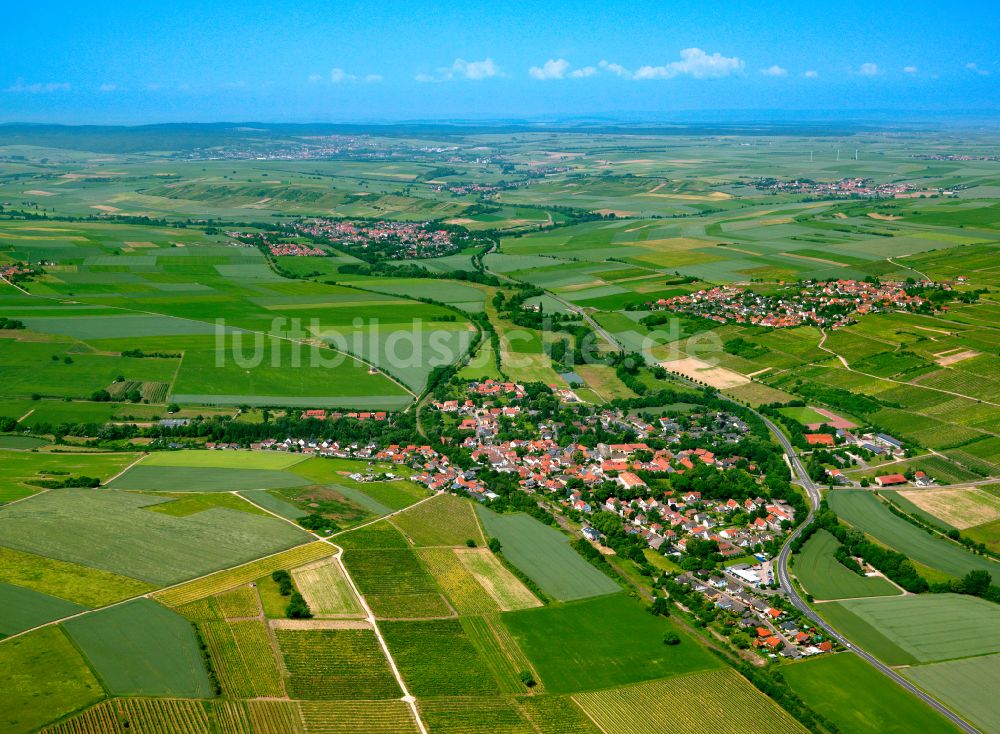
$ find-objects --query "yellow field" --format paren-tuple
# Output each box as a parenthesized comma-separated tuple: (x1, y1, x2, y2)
(154, 542, 336, 606)
(292, 557, 364, 618)
(573, 668, 808, 734)
(454, 548, 541, 611)
(898, 488, 1000, 530)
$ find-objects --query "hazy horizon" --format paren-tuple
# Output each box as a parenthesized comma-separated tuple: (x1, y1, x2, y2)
(4, 0, 999, 125)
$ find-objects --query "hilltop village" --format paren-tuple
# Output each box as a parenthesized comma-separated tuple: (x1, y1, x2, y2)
(296, 219, 464, 260)
(752, 176, 934, 198)
(647, 279, 948, 329)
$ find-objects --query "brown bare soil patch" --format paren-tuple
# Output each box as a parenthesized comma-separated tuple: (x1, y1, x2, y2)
(936, 350, 980, 366)
(661, 357, 750, 389)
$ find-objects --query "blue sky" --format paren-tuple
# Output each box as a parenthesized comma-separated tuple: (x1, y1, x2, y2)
(3, 0, 999, 123)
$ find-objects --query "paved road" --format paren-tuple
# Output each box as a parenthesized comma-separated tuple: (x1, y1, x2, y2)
(757, 407, 981, 734)
(487, 252, 980, 732)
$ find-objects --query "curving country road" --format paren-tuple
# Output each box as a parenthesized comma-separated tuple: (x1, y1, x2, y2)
(760, 409, 982, 734)
(485, 245, 980, 731)
(523, 299, 976, 728)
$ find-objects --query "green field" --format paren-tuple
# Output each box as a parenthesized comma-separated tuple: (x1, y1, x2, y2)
(0, 581, 85, 637)
(820, 593, 1000, 665)
(108, 465, 311, 491)
(143, 450, 307, 470)
(0, 488, 309, 585)
(904, 653, 1000, 734)
(793, 529, 900, 600)
(0, 435, 48, 450)
(0, 545, 155, 607)
(503, 594, 719, 694)
(475, 507, 621, 601)
(64, 598, 213, 697)
(382, 618, 502, 697)
(0, 449, 139, 504)
(277, 628, 402, 700)
(784, 653, 963, 734)
(0, 626, 105, 734)
(391, 493, 485, 547)
(828, 491, 1000, 584)
(336, 520, 411, 550)
(777, 406, 830, 425)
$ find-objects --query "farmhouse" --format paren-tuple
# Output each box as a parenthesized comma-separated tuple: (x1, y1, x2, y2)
(874, 473, 907, 487)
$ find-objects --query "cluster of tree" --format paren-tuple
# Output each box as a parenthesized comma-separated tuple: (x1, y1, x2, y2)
(797, 507, 928, 592)
(884, 499, 994, 559)
(28, 475, 101, 489)
(120, 348, 181, 359)
(0, 316, 26, 330)
(609, 352, 649, 395)
(271, 570, 313, 619)
(477, 468, 555, 526)
(31, 410, 421, 452)
(336, 261, 500, 286)
(570, 537, 628, 582)
(298, 513, 339, 535)
(90, 387, 141, 403)
(586, 511, 654, 568)
(722, 337, 769, 360)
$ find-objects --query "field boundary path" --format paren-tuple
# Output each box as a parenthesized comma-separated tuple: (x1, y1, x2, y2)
(816, 329, 1000, 410)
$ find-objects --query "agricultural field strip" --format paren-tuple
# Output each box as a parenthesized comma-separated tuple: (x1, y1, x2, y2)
(4, 276, 418, 399)
(0, 491, 440, 732)
(816, 333, 1000, 412)
(0, 493, 430, 648)
(0, 450, 146, 512)
(238, 488, 437, 732)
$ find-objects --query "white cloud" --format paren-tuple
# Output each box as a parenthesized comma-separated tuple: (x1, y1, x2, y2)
(761, 65, 787, 77)
(98, 83, 117, 92)
(903, 65, 918, 74)
(529, 58, 571, 80)
(632, 48, 745, 80)
(455, 58, 502, 80)
(330, 68, 357, 84)
(857, 62, 879, 76)
(966, 62, 990, 76)
(599, 60, 633, 78)
(803, 70, 819, 78)
(528, 59, 597, 80)
(417, 58, 503, 82)
(5, 79, 71, 93)
(310, 68, 380, 84)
